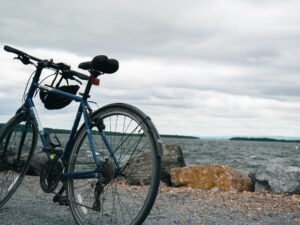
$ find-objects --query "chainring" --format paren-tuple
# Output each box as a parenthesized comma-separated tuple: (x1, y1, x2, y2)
(40, 160, 63, 193)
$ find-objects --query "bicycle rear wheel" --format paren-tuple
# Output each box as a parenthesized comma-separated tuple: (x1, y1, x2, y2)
(0, 113, 37, 208)
(66, 103, 161, 225)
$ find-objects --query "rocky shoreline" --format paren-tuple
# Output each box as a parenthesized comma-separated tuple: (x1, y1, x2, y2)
(1, 143, 300, 224)
(122, 144, 300, 195)
(6, 143, 299, 195)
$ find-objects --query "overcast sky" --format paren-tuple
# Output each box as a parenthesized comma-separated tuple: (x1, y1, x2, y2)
(1, 0, 300, 137)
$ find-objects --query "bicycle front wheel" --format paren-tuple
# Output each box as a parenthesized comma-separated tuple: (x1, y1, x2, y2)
(66, 103, 161, 225)
(0, 112, 37, 208)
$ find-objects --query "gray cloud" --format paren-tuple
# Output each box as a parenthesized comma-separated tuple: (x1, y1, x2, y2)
(1, 0, 300, 136)
(1, 1, 299, 62)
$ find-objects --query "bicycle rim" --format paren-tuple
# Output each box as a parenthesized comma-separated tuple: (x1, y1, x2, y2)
(67, 105, 160, 225)
(0, 113, 37, 208)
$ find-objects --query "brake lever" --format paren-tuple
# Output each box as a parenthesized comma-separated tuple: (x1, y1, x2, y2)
(14, 55, 32, 65)
(64, 73, 82, 85)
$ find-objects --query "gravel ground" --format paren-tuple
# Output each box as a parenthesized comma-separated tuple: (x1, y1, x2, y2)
(1, 176, 300, 225)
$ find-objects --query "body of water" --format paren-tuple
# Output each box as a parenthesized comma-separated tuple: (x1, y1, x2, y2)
(38, 134, 300, 175)
(162, 138, 300, 174)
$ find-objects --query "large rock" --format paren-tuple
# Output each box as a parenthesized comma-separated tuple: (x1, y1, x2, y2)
(161, 144, 186, 185)
(125, 152, 154, 185)
(125, 144, 186, 185)
(26, 152, 48, 176)
(252, 164, 300, 194)
(0, 151, 48, 176)
(170, 164, 252, 192)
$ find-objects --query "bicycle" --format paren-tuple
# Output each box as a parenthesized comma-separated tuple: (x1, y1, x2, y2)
(0, 45, 162, 225)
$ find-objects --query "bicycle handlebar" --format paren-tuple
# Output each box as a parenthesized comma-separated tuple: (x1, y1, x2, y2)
(4, 45, 26, 55)
(4, 45, 43, 62)
(4, 45, 89, 81)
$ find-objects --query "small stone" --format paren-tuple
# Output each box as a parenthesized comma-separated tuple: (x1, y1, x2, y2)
(292, 195, 300, 202)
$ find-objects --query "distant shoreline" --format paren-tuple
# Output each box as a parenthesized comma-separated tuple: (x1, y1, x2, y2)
(45, 128, 200, 139)
(161, 134, 199, 139)
(6, 122, 300, 142)
(0, 123, 199, 140)
(230, 137, 300, 143)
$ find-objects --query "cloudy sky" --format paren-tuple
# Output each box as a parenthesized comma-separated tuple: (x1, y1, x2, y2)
(1, 0, 300, 137)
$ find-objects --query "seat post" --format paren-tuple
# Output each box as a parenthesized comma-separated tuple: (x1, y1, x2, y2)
(82, 74, 96, 100)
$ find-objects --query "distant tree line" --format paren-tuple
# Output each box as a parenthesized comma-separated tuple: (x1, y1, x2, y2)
(0, 123, 199, 139)
(230, 137, 300, 143)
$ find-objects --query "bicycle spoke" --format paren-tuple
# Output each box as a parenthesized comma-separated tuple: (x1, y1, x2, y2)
(0, 116, 36, 208)
(67, 106, 160, 225)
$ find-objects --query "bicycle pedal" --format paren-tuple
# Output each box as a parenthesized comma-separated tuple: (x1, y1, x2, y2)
(92, 204, 101, 212)
(53, 195, 69, 206)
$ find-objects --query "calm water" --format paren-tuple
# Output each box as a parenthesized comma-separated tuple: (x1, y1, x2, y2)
(38, 134, 300, 174)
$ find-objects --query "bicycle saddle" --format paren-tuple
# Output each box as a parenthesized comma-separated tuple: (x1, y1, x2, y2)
(78, 55, 119, 74)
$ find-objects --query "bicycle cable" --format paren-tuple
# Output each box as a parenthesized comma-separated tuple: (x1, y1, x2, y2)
(38, 72, 57, 85)
(87, 101, 99, 109)
(34, 71, 58, 98)
(22, 70, 36, 103)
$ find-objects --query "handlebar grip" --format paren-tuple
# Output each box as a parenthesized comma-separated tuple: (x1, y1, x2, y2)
(4, 45, 27, 56)
(4, 45, 89, 81)
(69, 70, 89, 81)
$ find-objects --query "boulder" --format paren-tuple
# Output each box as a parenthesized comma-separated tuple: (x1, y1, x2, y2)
(252, 164, 300, 194)
(161, 144, 186, 185)
(26, 152, 48, 176)
(249, 173, 271, 192)
(125, 152, 153, 185)
(125, 144, 186, 185)
(0, 151, 48, 176)
(170, 164, 253, 192)
(0, 146, 30, 172)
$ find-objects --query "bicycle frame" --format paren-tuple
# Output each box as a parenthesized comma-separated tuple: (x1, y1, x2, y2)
(19, 63, 120, 180)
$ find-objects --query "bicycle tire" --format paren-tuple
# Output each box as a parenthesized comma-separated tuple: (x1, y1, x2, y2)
(0, 112, 37, 208)
(66, 103, 162, 225)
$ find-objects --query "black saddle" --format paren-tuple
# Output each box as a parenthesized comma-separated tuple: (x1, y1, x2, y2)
(78, 55, 119, 74)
